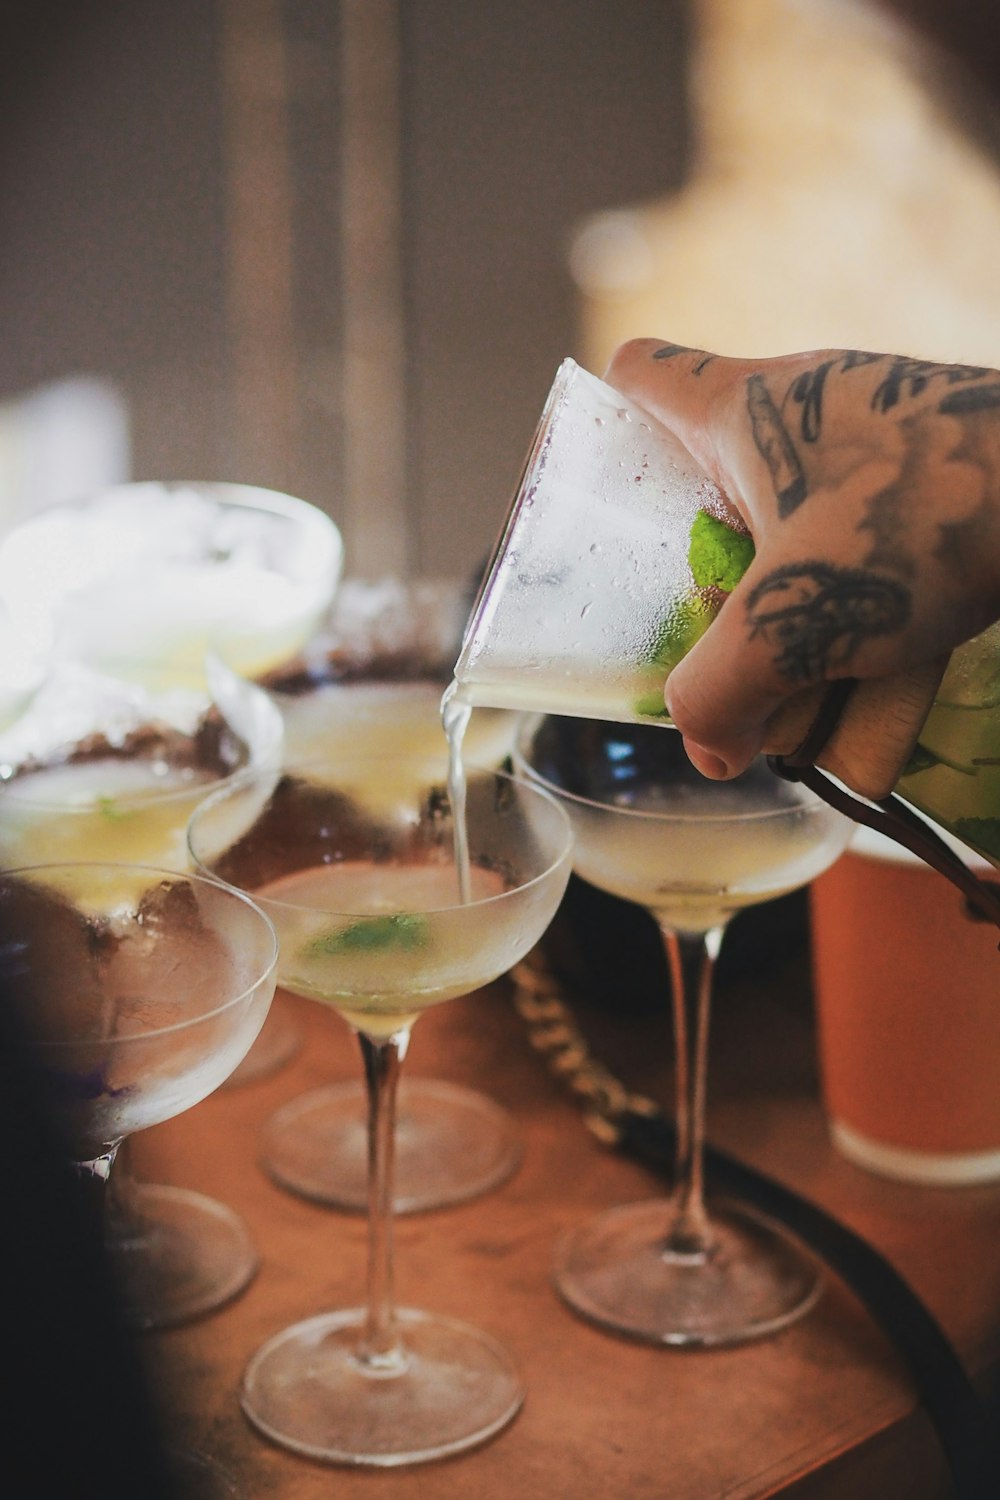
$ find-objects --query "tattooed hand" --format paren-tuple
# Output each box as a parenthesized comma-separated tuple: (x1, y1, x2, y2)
(606, 338, 1000, 779)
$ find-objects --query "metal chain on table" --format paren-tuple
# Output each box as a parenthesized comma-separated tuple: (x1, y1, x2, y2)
(509, 946, 661, 1147)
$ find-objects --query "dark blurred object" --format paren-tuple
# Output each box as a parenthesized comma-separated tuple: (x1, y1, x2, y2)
(260, 573, 481, 695)
(0, 994, 173, 1498)
(880, 1, 1000, 105)
(876, 0, 1000, 173)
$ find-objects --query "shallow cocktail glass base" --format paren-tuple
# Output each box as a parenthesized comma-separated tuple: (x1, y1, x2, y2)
(260, 1078, 522, 1212)
(109, 1183, 258, 1331)
(166, 1447, 241, 1500)
(241, 1306, 524, 1466)
(554, 1198, 822, 1347)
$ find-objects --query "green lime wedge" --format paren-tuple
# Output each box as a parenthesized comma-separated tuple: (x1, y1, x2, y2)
(688, 509, 755, 592)
(306, 913, 429, 958)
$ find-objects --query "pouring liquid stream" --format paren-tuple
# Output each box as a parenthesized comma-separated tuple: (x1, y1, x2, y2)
(441, 680, 473, 905)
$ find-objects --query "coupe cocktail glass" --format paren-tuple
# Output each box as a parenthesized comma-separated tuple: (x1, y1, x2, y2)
(0, 480, 343, 688)
(515, 714, 852, 1346)
(0, 862, 277, 1331)
(188, 756, 572, 1465)
(258, 578, 521, 1212)
(0, 481, 341, 1071)
(0, 663, 285, 1327)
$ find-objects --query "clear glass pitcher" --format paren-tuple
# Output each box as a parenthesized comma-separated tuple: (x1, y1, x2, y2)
(454, 358, 1000, 900)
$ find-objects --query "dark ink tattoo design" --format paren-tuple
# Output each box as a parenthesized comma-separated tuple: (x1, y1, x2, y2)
(652, 344, 716, 374)
(871, 359, 989, 415)
(857, 487, 914, 578)
(747, 374, 807, 517)
(788, 359, 835, 443)
(840, 351, 884, 372)
(780, 351, 884, 447)
(934, 508, 992, 573)
(855, 409, 938, 579)
(938, 383, 1000, 415)
(746, 562, 910, 683)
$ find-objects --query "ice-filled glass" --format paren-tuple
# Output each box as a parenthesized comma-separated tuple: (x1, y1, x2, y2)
(0, 481, 343, 689)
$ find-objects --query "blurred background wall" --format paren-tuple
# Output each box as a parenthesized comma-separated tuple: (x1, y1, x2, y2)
(0, 0, 692, 579)
(2, 0, 1000, 585)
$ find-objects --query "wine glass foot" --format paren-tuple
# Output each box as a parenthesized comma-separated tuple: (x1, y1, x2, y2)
(108, 1183, 259, 1331)
(166, 1448, 242, 1499)
(554, 1197, 822, 1347)
(240, 1306, 524, 1465)
(223, 999, 302, 1087)
(259, 1078, 522, 1212)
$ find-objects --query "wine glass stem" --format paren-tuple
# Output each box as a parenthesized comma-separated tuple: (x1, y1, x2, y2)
(105, 1137, 143, 1239)
(358, 1026, 411, 1370)
(658, 922, 725, 1259)
(72, 1144, 120, 1248)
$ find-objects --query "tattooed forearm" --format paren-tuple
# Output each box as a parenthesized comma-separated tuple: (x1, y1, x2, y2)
(747, 374, 808, 517)
(746, 562, 910, 683)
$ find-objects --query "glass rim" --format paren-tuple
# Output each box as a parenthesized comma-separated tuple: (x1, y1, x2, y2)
(186, 755, 576, 918)
(34, 477, 342, 541)
(512, 712, 836, 827)
(0, 752, 268, 813)
(0, 860, 279, 1041)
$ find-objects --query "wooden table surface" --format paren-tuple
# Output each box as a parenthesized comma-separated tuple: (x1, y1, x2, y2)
(135, 903, 1000, 1498)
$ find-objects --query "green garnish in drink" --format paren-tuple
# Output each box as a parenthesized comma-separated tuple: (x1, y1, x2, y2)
(634, 509, 755, 719)
(96, 795, 129, 822)
(306, 912, 429, 957)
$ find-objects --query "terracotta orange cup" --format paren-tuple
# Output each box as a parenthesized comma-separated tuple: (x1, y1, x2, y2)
(809, 826, 1000, 1185)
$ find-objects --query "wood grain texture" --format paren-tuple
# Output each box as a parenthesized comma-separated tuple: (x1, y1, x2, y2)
(132, 945, 1000, 1498)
